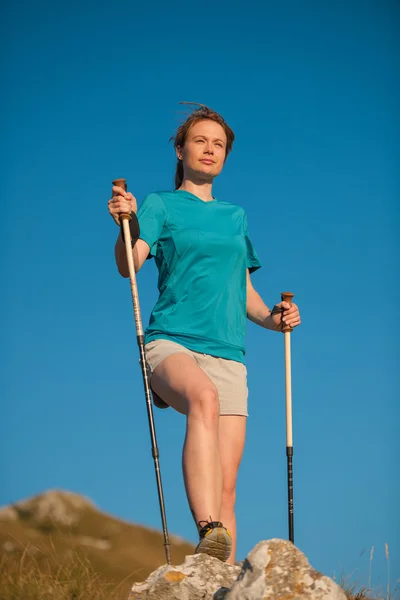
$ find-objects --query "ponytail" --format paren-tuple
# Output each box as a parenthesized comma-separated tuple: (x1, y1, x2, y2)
(174, 159, 184, 190)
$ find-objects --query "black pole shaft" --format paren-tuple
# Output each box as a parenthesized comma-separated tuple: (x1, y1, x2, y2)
(286, 446, 294, 543)
(137, 335, 171, 564)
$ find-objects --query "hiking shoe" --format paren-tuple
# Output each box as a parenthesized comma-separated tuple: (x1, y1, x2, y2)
(195, 520, 232, 562)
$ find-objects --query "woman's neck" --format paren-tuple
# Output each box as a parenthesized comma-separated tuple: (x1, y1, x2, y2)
(178, 180, 214, 202)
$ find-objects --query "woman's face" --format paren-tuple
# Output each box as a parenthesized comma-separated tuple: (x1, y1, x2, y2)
(177, 119, 227, 182)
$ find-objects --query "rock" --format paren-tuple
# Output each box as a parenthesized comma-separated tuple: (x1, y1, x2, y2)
(77, 535, 112, 550)
(13, 489, 95, 527)
(128, 553, 241, 600)
(224, 539, 346, 599)
(128, 539, 346, 600)
(0, 506, 18, 521)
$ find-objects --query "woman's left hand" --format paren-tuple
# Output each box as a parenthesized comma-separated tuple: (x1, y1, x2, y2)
(271, 302, 301, 331)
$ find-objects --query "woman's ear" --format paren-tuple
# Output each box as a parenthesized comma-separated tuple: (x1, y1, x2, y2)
(176, 145, 183, 161)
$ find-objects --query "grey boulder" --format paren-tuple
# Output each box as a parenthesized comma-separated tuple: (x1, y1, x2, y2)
(128, 538, 346, 600)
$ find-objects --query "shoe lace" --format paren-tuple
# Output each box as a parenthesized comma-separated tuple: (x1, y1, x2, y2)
(197, 516, 224, 536)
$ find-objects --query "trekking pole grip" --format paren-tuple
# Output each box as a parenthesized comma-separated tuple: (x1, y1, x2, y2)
(112, 177, 132, 223)
(281, 292, 294, 333)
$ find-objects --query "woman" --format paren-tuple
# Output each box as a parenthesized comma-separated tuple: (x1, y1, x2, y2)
(108, 105, 301, 565)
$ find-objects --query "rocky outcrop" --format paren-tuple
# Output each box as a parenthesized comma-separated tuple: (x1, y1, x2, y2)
(0, 489, 95, 526)
(128, 538, 346, 600)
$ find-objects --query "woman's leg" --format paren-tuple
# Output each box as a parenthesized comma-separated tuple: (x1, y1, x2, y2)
(150, 353, 223, 525)
(219, 415, 247, 564)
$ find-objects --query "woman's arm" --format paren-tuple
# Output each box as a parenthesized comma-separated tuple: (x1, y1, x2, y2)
(246, 270, 301, 331)
(246, 270, 278, 331)
(109, 186, 151, 277)
(114, 235, 150, 278)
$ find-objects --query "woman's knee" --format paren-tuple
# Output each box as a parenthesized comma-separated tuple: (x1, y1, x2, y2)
(221, 485, 236, 511)
(187, 385, 220, 424)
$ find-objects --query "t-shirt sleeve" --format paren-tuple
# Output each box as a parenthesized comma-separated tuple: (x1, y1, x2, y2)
(136, 192, 167, 258)
(243, 213, 262, 273)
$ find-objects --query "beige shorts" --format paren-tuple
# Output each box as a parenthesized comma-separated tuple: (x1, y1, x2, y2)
(145, 339, 248, 417)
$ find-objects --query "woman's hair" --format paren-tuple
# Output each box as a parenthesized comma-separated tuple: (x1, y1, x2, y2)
(171, 103, 235, 189)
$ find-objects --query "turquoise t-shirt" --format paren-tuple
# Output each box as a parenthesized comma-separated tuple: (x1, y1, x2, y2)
(137, 190, 262, 363)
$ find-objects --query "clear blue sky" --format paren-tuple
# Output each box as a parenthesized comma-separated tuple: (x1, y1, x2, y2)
(1, 0, 398, 593)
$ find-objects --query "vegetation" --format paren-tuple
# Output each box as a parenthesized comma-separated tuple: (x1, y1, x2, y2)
(2, 548, 396, 600)
(0, 492, 396, 600)
(0, 549, 125, 600)
(0, 490, 194, 598)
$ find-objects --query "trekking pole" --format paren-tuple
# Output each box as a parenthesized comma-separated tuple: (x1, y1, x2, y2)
(281, 291, 295, 544)
(112, 178, 171, 565)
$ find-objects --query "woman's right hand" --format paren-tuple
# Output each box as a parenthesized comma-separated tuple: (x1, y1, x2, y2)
(108, 186, 137, 226)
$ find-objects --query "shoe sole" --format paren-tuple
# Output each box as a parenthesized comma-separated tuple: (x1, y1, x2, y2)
(195, 526, 232, 562)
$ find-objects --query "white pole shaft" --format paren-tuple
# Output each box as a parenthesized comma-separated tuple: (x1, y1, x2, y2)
(121, 218, 143, 337)
(284, 331, 293, 447)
